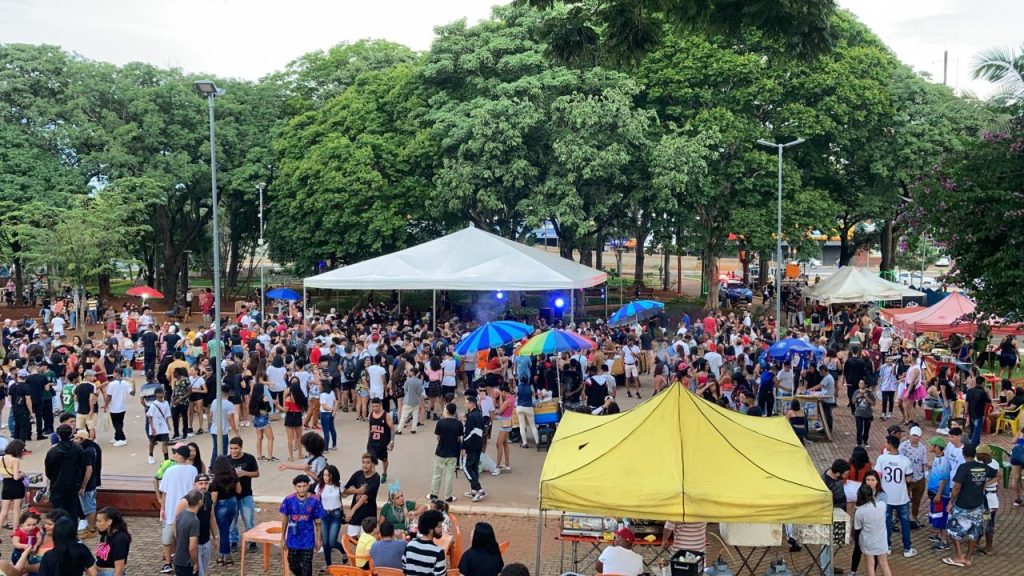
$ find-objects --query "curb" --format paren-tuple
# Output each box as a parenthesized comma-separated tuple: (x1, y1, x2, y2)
(254, 496, 540, 518)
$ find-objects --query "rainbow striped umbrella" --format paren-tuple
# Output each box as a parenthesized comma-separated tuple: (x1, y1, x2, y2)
(454, 321, 534, 356)
(516, 329, 596, 356)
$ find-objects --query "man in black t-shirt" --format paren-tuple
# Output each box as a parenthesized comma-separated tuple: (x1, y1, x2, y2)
(964, 376, 991, 447)
(74, 372, 98, 438)
(9, 372, 32, 443)
(584, 366, 609, 410)
(343, 455, 381, 538)
(25, 363, 50, 440)
(74, 429, 103, 535)
(227, 437, 260, 550)
(141, 326, 159, 377)
(429, 403, 462, 502)
(946, 444, 996, 567)
(175, 474, 213, 575)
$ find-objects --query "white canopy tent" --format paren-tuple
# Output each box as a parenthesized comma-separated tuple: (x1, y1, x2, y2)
(302, 225, 608, 325)
(806, 266, 924, 304)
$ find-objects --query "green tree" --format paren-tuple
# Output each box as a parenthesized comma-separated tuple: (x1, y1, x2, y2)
(269, 61, 437, 272)
(518, 0, 836, 64)
(273, 40, 417, 113)
(0, 44, 86, 296)
(918, 118, 1024, 318)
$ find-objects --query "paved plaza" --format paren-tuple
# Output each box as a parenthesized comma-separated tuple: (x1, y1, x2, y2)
(9, 371, 1023, 575)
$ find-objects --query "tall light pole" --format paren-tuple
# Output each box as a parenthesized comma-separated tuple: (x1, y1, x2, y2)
(195, 79, 226, 459)
(756, 137, 804, 339)
(257, 182, 266, 325)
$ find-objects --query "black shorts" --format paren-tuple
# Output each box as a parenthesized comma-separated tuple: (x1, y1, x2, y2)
(999, 353, 1017, 368)
(341, 379, 355, 391)
(150, 433, 169, 443)
(285, 412, 303, 428)
(366, 444, 388, 463)
(1, 478, 25, 500)
(189, 393, 204, 403)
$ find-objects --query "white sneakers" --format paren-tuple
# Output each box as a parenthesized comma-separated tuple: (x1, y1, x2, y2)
(147, 456, 156, 465)
(936, 428, 949, 435)
(903, 548, 918, 558)
(113, 440, 127, 447)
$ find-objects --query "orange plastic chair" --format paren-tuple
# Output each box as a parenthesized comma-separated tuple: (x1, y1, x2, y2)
(498, 541, 510, 555)
(327, 567, 367, 576)
(373, 569, 404, 576)
(449, 522, 463, 568)
(341, 535, 357, 563)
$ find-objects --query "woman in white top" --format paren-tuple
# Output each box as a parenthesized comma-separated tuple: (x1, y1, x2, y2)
(265, 355, 289, 405)
(319, 384, 338, 451)
(318, 464, 345, 566)
(854, 483, 892, 576)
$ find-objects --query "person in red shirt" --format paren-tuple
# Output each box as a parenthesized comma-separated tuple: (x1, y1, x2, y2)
(702, 315, 717, 340)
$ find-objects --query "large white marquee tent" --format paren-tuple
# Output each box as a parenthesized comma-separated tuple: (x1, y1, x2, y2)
(302, 225, 608, 324)
(805, 266, 923, 304)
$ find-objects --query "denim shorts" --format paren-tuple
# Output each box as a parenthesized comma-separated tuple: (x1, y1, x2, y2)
(80, 489, 97, 515)
(253, 415, 270, 430)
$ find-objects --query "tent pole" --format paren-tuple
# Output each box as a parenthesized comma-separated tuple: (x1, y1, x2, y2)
(302, 286, 307, 327)
(534, 507, 543, 576)
(570, 290, 575, 326)
(432, 290, 436, 331)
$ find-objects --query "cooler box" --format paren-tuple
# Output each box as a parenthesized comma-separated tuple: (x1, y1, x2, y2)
(534, 400, 560, 425)
(669, 550, 705, 576)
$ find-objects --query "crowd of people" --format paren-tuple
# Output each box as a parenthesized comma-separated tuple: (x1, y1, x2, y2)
(0, 284, 1022, 575)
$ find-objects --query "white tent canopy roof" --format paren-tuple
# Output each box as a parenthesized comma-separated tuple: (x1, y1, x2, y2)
(303, 225, 608, 291)
(806, 266, 924, 304)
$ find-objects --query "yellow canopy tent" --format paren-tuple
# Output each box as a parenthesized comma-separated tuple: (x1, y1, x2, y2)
(538, 384, 833, 524)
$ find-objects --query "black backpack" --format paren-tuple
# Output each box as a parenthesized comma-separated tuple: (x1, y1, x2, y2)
(342, 356, 358, 382)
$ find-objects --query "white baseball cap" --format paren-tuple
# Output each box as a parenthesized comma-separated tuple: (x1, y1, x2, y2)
(910, 426, 922, 437)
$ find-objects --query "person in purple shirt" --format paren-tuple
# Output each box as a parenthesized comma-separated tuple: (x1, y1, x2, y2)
(279, 475, 324, 576)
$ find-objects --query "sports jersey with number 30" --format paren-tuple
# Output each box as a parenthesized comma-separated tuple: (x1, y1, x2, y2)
(874, 452, 911, 505)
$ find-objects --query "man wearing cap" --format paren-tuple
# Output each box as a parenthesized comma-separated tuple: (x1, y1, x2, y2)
(900, 426, 929, 528)
(8, 369, 32, 443)
(596, 527, 643, 576)
(926, 436, 952, 551)
(174, 473, 214, 576)
(974, 445, 1001, 555)
(944, 444, 996, 567)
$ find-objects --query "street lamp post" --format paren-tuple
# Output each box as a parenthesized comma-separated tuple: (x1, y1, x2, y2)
(194, 79, 226, 459)
(756, 137, 804, 339)
(257, 182, 266, 325)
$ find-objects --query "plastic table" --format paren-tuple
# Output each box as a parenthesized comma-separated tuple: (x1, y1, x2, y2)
(241, 521, 288, 576)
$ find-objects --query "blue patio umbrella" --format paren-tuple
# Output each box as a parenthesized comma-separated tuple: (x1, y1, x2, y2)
(454, 320, 534, 356)
(608, 300, 664, 326)
(767, 337, 817, 361)
(264, 287, 302, 301)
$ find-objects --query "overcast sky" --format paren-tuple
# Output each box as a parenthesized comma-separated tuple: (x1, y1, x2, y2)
(1, 0, 1019, 98)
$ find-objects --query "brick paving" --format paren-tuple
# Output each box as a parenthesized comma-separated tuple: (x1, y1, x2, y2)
(7, 383, 1023, 575)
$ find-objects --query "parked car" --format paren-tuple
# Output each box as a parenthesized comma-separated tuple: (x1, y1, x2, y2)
(935, 256, 950, 267)
(719, 280, 753, 305)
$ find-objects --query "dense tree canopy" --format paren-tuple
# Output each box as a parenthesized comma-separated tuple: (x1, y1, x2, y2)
(0, 2, 1010, 313)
